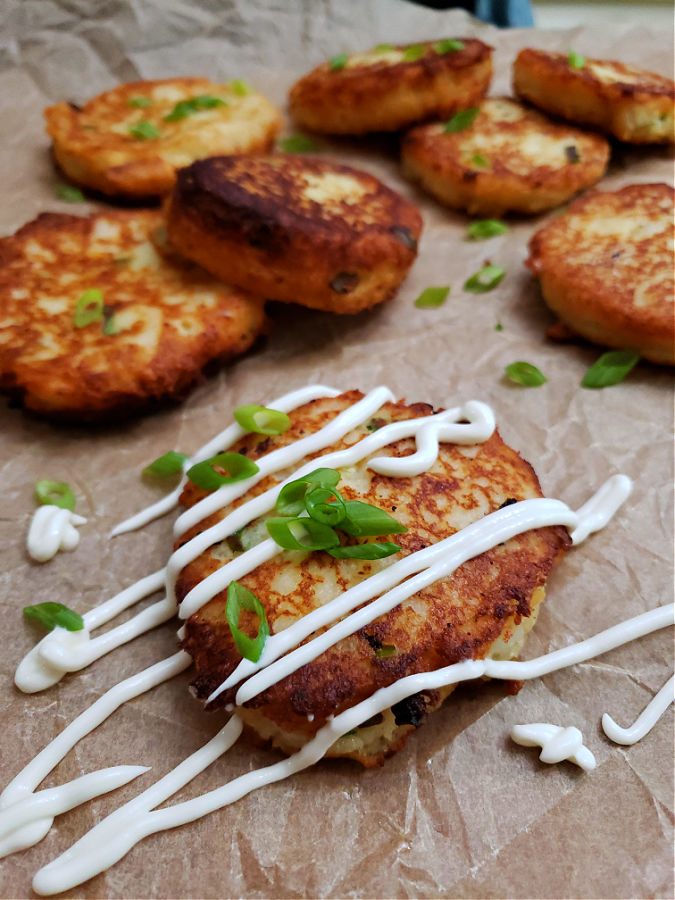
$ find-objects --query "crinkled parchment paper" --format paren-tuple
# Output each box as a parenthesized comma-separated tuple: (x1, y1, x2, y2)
(0, 2, 673, 898)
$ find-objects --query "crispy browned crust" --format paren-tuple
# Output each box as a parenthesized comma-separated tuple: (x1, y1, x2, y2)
(527, 182, 675, 365)
(166, 155, 423, 314)
(179, 391, 571, 764)
(513, 49, 675, 144)
(289, 39, 493, 134)
(0, 210, 267, 420)
(44, 78, 282, 198)
(402, 97, 609, 216)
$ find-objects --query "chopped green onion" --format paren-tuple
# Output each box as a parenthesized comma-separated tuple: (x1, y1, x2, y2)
(164, 95, 227, 122)
(434, 38, 464, 54)
(444, 106, 480, 133)
(35, 479, 76, 511)
(328, 542, 401, 560)
(234, 404, 291, 435)
(470, 153, 489, 167)
(143, 450, 189, 478)
(305, 486, 346, 526)
(329, 53, 348, 71)
(495, 322, 503, 332)
(266, 517, 340, 551)
(187, 453, 259, 490)
(73, 289, 104, 327)
(101, 306, 122, 335)
(505, 361, 547, 387)
(340, 501, 408, 537)
(402, 44, 426, 62)
(276, 468, 341, 516)
(23, 602, 84, 633)
(128, 96, 153, 108)
(54, 183, 85, 202)
(581, 350, 640, 389)
(230, 79, 250, 96)
(375, 643, 397, 657)
(226, 581, 269, 662)
(467, 219, 508, 240)
(568, 51, 586, 68)
(128, 120, 160, 140)
(278, 134, 317, 153)
(375, 43, 395, 52)
(414, 286, 449, 308)
(464, 264, 505, 293)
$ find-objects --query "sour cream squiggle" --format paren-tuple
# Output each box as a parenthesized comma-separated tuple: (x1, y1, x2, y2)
(510, 723, 597, 772)
(602, 674, 674, 745)
(27, 506, 87, 563)
(29, 604, 675, 895)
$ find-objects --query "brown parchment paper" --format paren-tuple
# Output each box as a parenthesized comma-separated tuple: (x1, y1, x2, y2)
(1, 2, 673, 898)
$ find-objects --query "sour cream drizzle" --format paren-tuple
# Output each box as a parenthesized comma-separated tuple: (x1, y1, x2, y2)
(27, 506, 87, 563)
(510, 723, 597, 772)
(602, 674, 674, 745)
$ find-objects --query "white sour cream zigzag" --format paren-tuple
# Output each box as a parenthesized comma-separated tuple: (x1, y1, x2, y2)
(27, 506, 87, 563)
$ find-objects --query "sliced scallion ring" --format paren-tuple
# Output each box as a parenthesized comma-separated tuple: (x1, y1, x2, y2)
(278, 134, 317, 153)
(463, 264, 505, 293)
(35, 479, 76, 511)
(402, 44, 425, 61)
(329, 53, 348, 71)
(305, 486, 346, 526)
(470, 153, 489, 167)
(434, 38, 464, 54)
(339, 500, 408, 537)
(54, 183, 85, 202)
(444, 106, 480, 133)
(276, 468, 341, 516)
(375, 43, 395, 52)
(225, 581, 269, 662)
(568, 51, 586, 68)
(163, 95, 227, 122)
(581, 350, 640, 389)
(230, 79, 250, 96)
(467, 219, 508, 240)
(234, 404, 291, 435)
(23, 602, 84, 632)
(505, 361, 547, 387)
(328, 542, 401, 560)
(128, 96, 153, 108)
(186, 453, 259, 491)
(128, 120, 160, 140)
(266, 517, 340, 552)
(414, 286, 449, 308)
(73, 289, 104, 327)
(143, 451, 189, 478)
(375, 643, 397, 657)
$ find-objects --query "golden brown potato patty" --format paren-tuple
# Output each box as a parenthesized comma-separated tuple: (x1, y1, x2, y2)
(402, 97, 610, 216)
(180, 391, 570, 765)
(45, 78, 282, 198)
(527, 182, 675, 365)
(513, 48, 675, 144)
(0, 210, 266, 420)
(166, 154, 423, 314)
(289, 38, 493, 134)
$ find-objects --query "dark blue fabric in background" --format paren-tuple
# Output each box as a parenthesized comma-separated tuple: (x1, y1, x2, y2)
(409, 0, 534, 27)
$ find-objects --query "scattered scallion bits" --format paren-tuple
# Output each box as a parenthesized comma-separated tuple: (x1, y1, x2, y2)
(328, 542, 401, 560)
(329, 53, 348, 71)
(278, 134, 317, 153)
(143, 450, 189, 479)
(266, 516, 340, 552)
(467, 219, 508, 240)
(581, 350, 640, 389)
(434, 38, 464, 54)
(276, 468, 341, 516)
(128, 120, 160, 140)
(128, 96, 153, 108)
(305, 486, 346, 527)
(471, 153, 489, 167)
(102, 306, 122, 335)
(375, 643, 397, 658)
(495, 322, 504, 332)
(54, 183, 85, 202)
(568, 51, 586, 68)
(164, 95, 227, 121)
(339, 500, 408, 537)
(444, 106, 480, 133)
(414, 286, 449, 308)
(402, 44, 426, 61)
(226, 581, 269, 662)
(230, 79, 250, 96)
(234, 404, 291, 435)
(35, 479, 76, 511)
(464, 264, 505, 293)
(505, 361, 547, 387)
(375, 43, 395, 52)
(23, 602, 84, 633)
(186, 452, 259, 491)
(73, 289, 104, 327)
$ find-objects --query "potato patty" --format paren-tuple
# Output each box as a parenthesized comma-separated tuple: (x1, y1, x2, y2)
(45, 78, 282, 198)
(526, 183, 674, 366)
(289, 38, 493, 134)
(402, 97, 610, 216)
(179, 391, 570, 766)
(0, 210, 266, 420)
(513, 49, 674, 144)
(166, 154, 423, 314)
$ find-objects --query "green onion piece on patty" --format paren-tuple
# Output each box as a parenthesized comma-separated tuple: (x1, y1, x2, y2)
(54, 183, 85, 202)
(328, 542, 401, 560)
(128, 120, 160, 140)
(467, 219, 508, 240)
(414, 286, 449, 308)
(73, 289, 104, 327)
(339, 500, 408, 537)
(128, 96, 153, 108)
(444, 106, 480, 132)
(505, 361, 547, 387)
(230, 79, 250, 96)
(470, 153, 489, 167)
(266, 517, 340, 551)
(464, 264, 505, 293)
(234, 404, 291, 435)
(276, 468, 341, 516)
(143, 451, 189, 478)
(35, 479, 76, 511)
(329, 53, 348, 71)
(568, 51, 586, 68)
(187, 453, 259, 491)
(375, 43, 395, 52)
(402, 44, 426, 61)
(581, 350, 640, 389)
(164, 95, 227, 122)
(305, 486, 346, 527)
(226, 581, 269, 662)
(375, 644, 397, 657)
(23, 602, 84, 632)
(434, 38, 464, 54)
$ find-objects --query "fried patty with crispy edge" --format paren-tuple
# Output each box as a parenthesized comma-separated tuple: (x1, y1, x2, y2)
(44, 78, 282, 198)
(513, 49, 675, 144)
(179, 391, 571, 767)
(402, 97, 610, 216)
(527, 183, 674, 366)
(166, 155, 423, 315)
(288, 38, 493, 135)
(0, 210, 266, 421)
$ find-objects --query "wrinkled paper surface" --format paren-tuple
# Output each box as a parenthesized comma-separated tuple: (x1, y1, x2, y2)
(1, 2, 673, 897)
